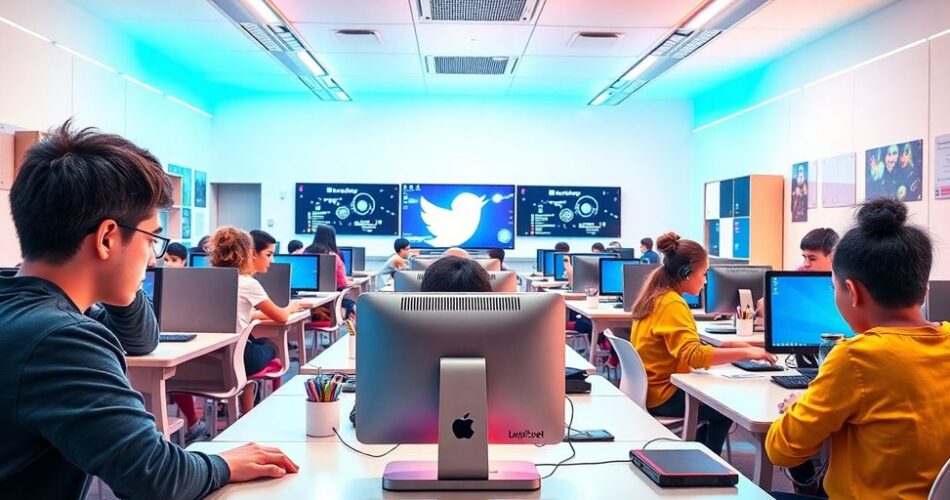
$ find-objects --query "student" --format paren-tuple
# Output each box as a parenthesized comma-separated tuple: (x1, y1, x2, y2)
(421, 256, 492, 293)
(443, 247, 470, 259)
(631, 232, 775, 455)
(208, 227, 304, 411)
(376, 237, 411, 289)
(287, 239, 304, 255)
(486, 248, 508, 271)
(639, 237, 660, 264)
(607, 241, 622, 249)
(554, 241, 570, 253)
(304, 224, 347, 290)
(0, 122, 296, 498)
(189, 235, 211, 255)
(798, 227, 839, 271)
(766, 198, 950, 500)
(591, 242, 605, 253)
(163, 242, 188, 267)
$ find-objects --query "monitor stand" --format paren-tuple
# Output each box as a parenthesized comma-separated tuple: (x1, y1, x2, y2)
(382, 357, 542, 491)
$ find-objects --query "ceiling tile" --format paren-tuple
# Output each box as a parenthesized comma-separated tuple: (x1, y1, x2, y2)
(525, 26, 666, 57)
(73, 0, 224, 21)
(210, 73, 309, 93)
(424, 75, 513, 96)
(334, 76, 427, 95)
(275, 0, 414, 24)
(415, 24, 533, 56)
(321, 53, 424, 77)
(294, 23, 419, 54)
(508, 78, 611, 98)
(537, 0, 702, 28)
(515, 56, 634, 79)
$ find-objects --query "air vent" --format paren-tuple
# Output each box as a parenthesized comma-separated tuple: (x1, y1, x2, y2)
(568, 32, 623, 50)
(670, 30, 721, 59)
(650, 30, 691, 57)
(400, 296, 521, 312)
(420, 0, 540, 22)
(426, 56, 515, 75)
(333, 29, 382, 48)
(241, 23, 281, 51)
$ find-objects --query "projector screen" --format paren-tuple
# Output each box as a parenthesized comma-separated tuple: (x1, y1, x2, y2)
(295, 183, 399, 235)
(401, 183, 515, 249)
(516, 185, 621, 237)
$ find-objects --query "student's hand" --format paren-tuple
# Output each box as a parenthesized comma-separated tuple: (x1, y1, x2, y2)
(220, 442, 299, 483)
(288, 302, 308, 314)
(743, 347, 777, 364)
(719, 341, 753, 349)
(777, 393, 799, 414)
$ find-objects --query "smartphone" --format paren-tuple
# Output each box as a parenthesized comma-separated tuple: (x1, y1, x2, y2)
(564, 429, 615, 442)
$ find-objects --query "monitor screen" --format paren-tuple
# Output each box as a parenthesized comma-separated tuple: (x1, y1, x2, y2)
(535, 249, 546, 274)
(339, 247, 354, 276)
(683, 292, 701, 308)
(766, 272, 854, 353)
(142, 269, 156, 301)
(516, 185, 621, 237)
(401, 184, 515, 249)
(271, 254, 320, 291)
(543, 250, 558, 277)
(553, 253, 609, 282)
(599, 258, 639, 296)
(295, 183, 399, 236)
(705, 265, 771, 314)
(189, 253, 211, 268)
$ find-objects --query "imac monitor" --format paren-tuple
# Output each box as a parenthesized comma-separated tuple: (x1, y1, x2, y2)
(542, 250, 558, 277)
(599, 258, 639, 297)
(339, 247, 354, 276)
(401, 184, 516, 249)
(926, 281, 950, 322)
(295, 183, 399, 235)
(704, 265, 772, 314)
(188, 253, 211, 268)
(142, 268, 162, 318)
(356, 293, 565, 490)
(158, 267, 239, 333)
(765, 271, 854, 354)
(394, 270, 517, 293)
(570, 254, 617, 293)
(623, 264, 661, 312)
(553, 253, 605, 282)
(254, 263, 291, 308)
(410, 257, 440, 271)
(486, 271, 517, 292)
(474, 258, 501, 272)
(271, 254, 321, 293)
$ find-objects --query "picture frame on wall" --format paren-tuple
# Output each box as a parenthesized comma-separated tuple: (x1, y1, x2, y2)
(935, 134, 950, 200)
(182, 208, 192, 240)
(194, 170, 207, 208)
(168, 164, 193, 206)
(791, 162, 809, 223)
(865, 140, 923, 202)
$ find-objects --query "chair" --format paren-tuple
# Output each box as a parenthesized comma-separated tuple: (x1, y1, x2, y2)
(166, 320, 260, 438)
(930, 456, 950, 500)
(308, 286, 357, 356)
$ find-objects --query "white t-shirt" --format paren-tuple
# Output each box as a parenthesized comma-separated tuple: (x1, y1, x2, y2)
(237, 274, 269, 333)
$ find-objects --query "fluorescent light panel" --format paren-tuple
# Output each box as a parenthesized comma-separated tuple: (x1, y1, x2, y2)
(243, 0, 280, 24)
(0, 15, 52, 43)
(296, 51, 327, 77)
(620, 55, 658, 81)
(684, 0, 736, 31)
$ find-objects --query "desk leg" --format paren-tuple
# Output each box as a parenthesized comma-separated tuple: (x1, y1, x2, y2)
(682, 392, 700, 441)
(588, 319, 604, 365)
(295, 323, 308, 365)
(752, 432, 774, 490)
(128, 367, 175, 440)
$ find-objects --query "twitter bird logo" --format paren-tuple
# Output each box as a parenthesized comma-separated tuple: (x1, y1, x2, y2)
(420, 193, 487, 247)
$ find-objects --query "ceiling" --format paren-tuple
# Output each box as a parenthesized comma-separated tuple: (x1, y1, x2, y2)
(70, 0, 897, 105)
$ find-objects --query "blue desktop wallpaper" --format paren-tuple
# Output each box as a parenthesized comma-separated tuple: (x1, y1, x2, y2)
(401, 184, 515, 249)
(271, 255, 320, 290)
(599, 259, 639, 295)
(769, 275, 854, 347)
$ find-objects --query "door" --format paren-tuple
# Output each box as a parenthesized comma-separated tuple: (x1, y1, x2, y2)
(214, 183, 262, 232)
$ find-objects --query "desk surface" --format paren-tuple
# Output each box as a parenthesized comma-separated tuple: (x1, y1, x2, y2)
(300, 335, 597, 376)
(258, 310, 313, 326)
(189, 439, 771, 499)
(125, 333, 239, 368)
(671, 365, 804, 433)
(291, 294, 338, 309)
(696, 321, 765, 347)
(565, 299, 632, 320)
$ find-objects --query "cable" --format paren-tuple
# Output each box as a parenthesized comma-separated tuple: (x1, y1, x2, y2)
(536, 395, 576, 480)
(535, 459, 631, 468)
(640, 437, 681, 450)
(332, 427, 400, 458)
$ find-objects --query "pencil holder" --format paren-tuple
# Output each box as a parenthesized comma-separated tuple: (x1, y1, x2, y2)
(736, 318, 754, 337)
(585, 295, 599, 308)
(306, 399, 340, 437)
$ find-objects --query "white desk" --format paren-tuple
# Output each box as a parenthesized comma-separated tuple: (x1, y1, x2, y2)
(126, 332, 240, 439)
(299, 335, 597, 376)
(696, 320, 765, 347)
(347, 275, 374, 293)
(564, 300, 633, 364)
(256, 310, 315, 367)
(671, 365, 805, 490)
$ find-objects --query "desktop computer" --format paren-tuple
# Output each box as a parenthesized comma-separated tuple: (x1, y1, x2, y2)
(188, 253, 211, 268)
(704, 265, 772, 315)
(570, 254, 618, 293)
(142, 267, 162, 318)
(612, 248, 637, 260)
(411, 256, 501, 272)
(339, 246, 366, 273)
(599, 258, 639, 301)
(339, 247, 354, 276)
(535, 249, 547, 275)
(553, 253, 604, 282)
(253, 263, 291, 307)
(355, 292, 565, 491)
(927, 281, 950, 322)
(158, 267, 240, 333)
(622, 264, 661, 312)
(394, 271, 518, 293)
(543, 251, 559, 278)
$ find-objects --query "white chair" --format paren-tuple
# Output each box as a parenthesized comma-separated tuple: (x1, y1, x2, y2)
(166, 320, 260, 438)
(930, 456, 950, 500)
(309, 286, 357, 356)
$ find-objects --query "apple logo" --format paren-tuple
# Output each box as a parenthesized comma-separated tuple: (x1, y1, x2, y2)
(452, 413, 475, 439)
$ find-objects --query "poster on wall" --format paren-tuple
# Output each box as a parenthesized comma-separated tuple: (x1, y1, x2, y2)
(821, 153, 857, 208)
(791, 162, 809, 223)
(865, 140, 923, 201)
(194, 170, 207, 208)
(182, 208, 192, 240)
(935, 134, 950, 199)
(168, 165, 193, 206)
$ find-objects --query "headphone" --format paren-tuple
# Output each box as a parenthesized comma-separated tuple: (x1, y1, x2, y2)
(664, 253, 693, 281)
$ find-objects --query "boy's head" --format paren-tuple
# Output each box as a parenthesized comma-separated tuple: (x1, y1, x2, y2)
(554, 241, 570, 253)
(287, 239, 304, 255)
(421, 256, 492, 293)
(640, 237, 654, 253)
(163, 242, 188, 267)
(591, 242, 605, 253)
(486, 248, 505, 263)
(799, 228, 839, 271)
(394, 238, 411, 258)
(607, 241, 621, 249)
(10, 120, 172, 306)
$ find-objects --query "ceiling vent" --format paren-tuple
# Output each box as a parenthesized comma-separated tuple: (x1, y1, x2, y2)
(333, 29, 382, 48)
(419, 0, 541, 22)
(426, 56, 516, 75)
(568, 32, 623, 50)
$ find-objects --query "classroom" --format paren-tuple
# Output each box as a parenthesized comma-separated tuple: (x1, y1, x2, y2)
(1, 0, 949, 498)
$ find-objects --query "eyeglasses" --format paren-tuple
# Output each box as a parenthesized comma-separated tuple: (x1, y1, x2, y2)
(117, 223, 171, 259)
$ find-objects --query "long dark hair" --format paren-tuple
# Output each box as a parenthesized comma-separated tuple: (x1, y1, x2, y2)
(631, 232, 708, 320)
(304, 224, 339, 255)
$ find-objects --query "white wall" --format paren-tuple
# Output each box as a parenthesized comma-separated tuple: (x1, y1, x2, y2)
(689, 0, 950, 278)
(0, 0, 217, 265)
(210, 97, 694, 258)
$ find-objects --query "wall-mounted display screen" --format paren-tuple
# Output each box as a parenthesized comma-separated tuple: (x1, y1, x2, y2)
(401, 184, 515, 249)
(516, 185, 621, 237)
(295, 183, 399, 235)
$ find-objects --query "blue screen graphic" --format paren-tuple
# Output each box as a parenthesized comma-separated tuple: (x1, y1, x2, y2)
(142, 270, 156, 301)
(271, 255, 320, 291)
(190, 254, 211, 268)
(401, 184, 515, 249)
(339, 248, 353, 276)
(684, 292, 701, 307)
(769, 275, 854, 347)
(600, 259, 639, 295)
(544, 251, 557, 276)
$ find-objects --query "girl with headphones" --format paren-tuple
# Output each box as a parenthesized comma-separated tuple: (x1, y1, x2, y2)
(630, 232, 775, 455)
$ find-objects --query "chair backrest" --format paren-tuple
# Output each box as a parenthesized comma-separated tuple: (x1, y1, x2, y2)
(225, 319, 261, 396)
(930, 456, 950, 500)
(329, 287, 358, 329)
(603, 329, 649, 408)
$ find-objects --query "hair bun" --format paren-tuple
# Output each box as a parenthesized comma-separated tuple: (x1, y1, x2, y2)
(857, 197, 907, 236)
(655, 232, 681, 255)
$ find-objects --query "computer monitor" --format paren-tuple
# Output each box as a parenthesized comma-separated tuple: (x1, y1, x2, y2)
(709, 257, 749, 266)
(570, 254, 617, 293)
(683, 292, 703, 310)
(535, 249, 547, 274)
(927, 281, 950, 322)
(623, 264, 660, 312)
(355, 292, 565, 491)
(613, 248, 637, 260)
(393, 270, 425, 292)
(271, 254, 321, 293)
(142, 267, 162, 318)
(0, 267, 18, 278)
(543, 250, 558, 277)
(474, 258, 501, 272)
(553, 253, 605, 282)
(486, 271, 517, 292)
(704, 265, 772, 314)
(765, 271, 854, 355)
(338, 247, 354, 276)
(410, 256, 440, 271)
(599, 258, 639, 297)
(350, 247, 366, 272)
(158, 267, 239, 333)
(188, 253, 211, 268)
(254, 263, 291, 308)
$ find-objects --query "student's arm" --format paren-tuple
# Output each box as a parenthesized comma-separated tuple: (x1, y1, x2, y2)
(653, 302, 715, 369)
(86, 289, 159, 356)
(765, 344, 862, 466)
(255, 298, 292, 323)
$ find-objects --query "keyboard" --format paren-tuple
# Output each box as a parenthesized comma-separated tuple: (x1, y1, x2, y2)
(704, 324, 737, 334)
(732, 360, 784, 372)
(771, 374, 815, 389)
(159, 333, 197, 343)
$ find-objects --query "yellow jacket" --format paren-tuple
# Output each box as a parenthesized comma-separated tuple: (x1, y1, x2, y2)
(766, 322, 950, 499)
(631, 290, 713, 409)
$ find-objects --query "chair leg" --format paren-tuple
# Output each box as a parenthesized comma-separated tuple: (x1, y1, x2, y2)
(226, 395, 240, 426)
(725, 434, 733, 461)
(208, 399, 220, 439)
